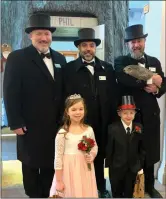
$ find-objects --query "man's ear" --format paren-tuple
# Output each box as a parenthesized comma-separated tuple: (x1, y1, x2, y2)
(29, 33, 32, 40)
(78, 44, 81, 51)
(117, 111, 121, 117)
(125, 41, 129, 47)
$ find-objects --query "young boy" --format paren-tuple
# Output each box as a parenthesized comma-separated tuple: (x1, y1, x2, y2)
(105, 95, 145, 198)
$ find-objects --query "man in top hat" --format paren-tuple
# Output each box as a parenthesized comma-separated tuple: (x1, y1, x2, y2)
(63, 28, 119, 198)
(105, 95, 145, 198)
(3, 12, 66, 198)
(114, 24, 166, 198)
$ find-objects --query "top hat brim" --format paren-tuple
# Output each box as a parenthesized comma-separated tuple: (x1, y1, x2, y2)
(74, 38, 101, 47)
(124, 33, 148, 42)
(25, 27, 56, 34)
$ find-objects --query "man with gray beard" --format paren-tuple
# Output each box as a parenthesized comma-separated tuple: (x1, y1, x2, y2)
(114, 24, 166, 198)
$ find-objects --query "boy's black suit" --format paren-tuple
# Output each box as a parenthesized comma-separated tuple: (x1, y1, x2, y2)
(105, 121, 145, 198)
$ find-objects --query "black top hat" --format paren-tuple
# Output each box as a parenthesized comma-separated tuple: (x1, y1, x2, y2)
(118, 95, 137, 111)
(25, 13, 56, 34)
(74, 28, 101, 47)
(124, 24, 148, 42)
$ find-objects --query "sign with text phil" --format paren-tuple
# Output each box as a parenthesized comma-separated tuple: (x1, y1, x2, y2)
(51, 16, 98, 28)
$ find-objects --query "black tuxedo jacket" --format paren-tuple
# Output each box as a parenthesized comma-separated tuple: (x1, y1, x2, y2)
(105, 121, 145, 173)
(3, 45, 66, 167)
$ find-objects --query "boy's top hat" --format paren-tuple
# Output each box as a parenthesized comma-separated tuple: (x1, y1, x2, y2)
(124, 24, 148, 42)
(25, 13, 56, 34)
(74, 28, 101, 47)
(118, 95, 137, 111)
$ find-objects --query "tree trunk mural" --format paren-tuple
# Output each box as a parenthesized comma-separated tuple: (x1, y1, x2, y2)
(1, 0, 129, 63)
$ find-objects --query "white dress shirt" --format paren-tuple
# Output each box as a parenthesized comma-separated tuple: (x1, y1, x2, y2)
(82, 58, 95, 75)
(121, 119, 132, 134)
(138, 56, 152, 84)
(38, 50, 54, 79)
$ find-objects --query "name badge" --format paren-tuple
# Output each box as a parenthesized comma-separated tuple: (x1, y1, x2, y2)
(149, 67, 156, 72)
(55, 64, 61, 68)
(99, 76, 106, 80)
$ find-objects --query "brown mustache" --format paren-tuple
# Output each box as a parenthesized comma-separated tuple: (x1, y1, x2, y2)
(84, 51, 93, 55)
(39, 41, 48, 44)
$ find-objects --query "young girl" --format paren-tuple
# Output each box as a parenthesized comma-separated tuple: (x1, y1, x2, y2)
(50, 94, 98, 198)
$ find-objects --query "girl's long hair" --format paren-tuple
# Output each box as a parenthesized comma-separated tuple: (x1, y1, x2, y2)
(62, 96, 87, 135)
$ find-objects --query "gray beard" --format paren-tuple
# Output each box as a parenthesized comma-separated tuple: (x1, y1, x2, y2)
(130, 52, 144, 60)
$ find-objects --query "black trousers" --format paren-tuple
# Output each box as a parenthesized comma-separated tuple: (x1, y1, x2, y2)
(109, 168, 137, 198)
(22, 163, 54, 198)
(94, 151, 106, 192)
(143, 164, 155, 193)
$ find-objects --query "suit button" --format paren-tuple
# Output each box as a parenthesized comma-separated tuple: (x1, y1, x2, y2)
(54, 98, 57, 101)
(154, 112, 156, 115)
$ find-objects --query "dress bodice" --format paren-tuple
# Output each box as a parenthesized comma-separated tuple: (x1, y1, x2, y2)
(54, 126, 98, 169)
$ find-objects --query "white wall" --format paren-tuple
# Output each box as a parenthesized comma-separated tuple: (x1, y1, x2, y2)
(144, 1, 166, 184)
(128, 1, 149, 26)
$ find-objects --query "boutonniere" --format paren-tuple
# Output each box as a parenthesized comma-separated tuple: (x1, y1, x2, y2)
(134, 125, 141, 133)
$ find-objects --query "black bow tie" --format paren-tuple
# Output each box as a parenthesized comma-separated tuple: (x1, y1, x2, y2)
(138, 57, 145, 64)
(83, 61, 95, 67)
(40, 53, 51, 59)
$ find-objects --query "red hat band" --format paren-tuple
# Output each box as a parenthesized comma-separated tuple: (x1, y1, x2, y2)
(118, 104, 136, 110)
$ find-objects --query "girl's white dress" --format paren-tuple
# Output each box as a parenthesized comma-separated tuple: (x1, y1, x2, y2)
(50, 126, 98, 198)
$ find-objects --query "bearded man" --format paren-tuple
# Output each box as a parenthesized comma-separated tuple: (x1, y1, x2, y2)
(114, 24, 166, 198)
(63, 28, 119, 198)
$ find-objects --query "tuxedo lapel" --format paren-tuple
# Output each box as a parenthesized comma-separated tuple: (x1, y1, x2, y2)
(130, 122, 135, 142)
(118, 122, 128, 143)
(50, 48, 63, 79)
(26, 45, 55, 83)
(144, 53, 151, 69)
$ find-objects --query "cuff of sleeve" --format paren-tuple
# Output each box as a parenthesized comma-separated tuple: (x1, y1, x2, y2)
(138, 169, 144, 174)
(153, 88, 159, 95)
(147, 78, 153, 84)
(10, 123, 26, 130)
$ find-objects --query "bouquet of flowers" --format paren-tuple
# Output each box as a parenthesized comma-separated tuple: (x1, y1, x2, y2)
(78, 135, 95, 171)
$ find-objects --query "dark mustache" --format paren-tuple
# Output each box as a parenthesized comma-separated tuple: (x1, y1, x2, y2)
(84, 51, 92, 54)
(133, 48, 141, 50)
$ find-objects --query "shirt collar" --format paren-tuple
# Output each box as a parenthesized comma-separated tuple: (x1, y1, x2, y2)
(76, 56, 105, 72)
(82, 58, 95, 64)
(121, 119, 132, 131)
(37, 49, 50, 54)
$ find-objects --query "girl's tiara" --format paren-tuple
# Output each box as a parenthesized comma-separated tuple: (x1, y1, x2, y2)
(68, 94, 82, 100)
